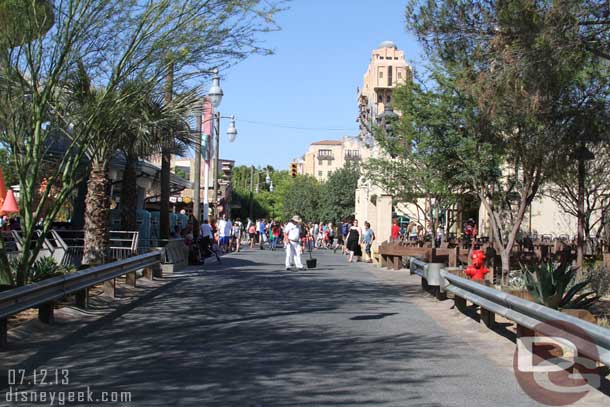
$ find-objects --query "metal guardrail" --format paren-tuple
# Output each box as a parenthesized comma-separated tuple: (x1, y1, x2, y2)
(440, 269, 610, 367)
(0, 251, 161, 346)
(410, 258, 444, 287)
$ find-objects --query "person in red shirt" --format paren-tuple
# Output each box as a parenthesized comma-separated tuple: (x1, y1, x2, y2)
(391, 219, 401, 241)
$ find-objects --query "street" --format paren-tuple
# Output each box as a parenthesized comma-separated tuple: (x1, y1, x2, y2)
(0, 248, 574, 407)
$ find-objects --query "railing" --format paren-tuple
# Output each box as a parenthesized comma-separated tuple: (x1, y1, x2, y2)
(0, 251, 162, 347)
(317, 151, 335, 160)
(440, 269, 610, 367)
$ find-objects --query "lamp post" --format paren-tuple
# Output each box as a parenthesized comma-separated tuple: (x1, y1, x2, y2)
(248, 169, 273, 220)
(193, 69, 223, 228)
(212, 113, 237, 218)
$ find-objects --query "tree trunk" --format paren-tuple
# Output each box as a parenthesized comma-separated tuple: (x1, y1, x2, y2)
(160, 63, 174, 241)
(576, 157, 585, 272)
(82, 158, 111, 265)
(120, 151, 138, 231)
(500, 249, 511, 286)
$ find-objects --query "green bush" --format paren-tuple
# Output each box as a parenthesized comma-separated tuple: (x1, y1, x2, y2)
(7, 257, 76, 285)
(585, 264, 610, 298)
(522, 262, 599, 310)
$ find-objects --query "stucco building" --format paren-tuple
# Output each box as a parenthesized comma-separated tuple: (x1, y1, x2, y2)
(295, 136, 370, 182)
(355, 41, 411, 247)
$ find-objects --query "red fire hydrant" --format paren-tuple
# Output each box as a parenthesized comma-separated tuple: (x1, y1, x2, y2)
(465, 250, 490, 281)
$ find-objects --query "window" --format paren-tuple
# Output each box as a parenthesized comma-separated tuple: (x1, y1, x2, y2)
(377, 94, 383, 103)
(386, 95, 391, 103)
(388, 66, 392, 86)
(379, 56, 384, 60)
(398, 72, 402, 79)
(379, 71, 383, 78)
(318, 149, 332, 157)
(318, 159, 323, 166)
(394, 57, 398, 60)
(318, 171, 322, 177)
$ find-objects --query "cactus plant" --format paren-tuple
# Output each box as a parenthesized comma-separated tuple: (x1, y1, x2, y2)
(522, 261, 599, 310)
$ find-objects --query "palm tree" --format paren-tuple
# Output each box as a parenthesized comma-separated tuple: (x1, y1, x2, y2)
(118, 85, 200, 232)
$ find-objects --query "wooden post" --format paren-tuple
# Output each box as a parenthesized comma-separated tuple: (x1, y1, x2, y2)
(103, 278, 116, 298)
(449, 247, 458, 267)
(75, 288, 89, 308)
(143, 266, 153, 280)
(481, 308, 495, 328)
(38, 303, 54, 324)
(393, 256, 400, 270)
(0, 318, 7, 347)
(126, 271, 137, 287)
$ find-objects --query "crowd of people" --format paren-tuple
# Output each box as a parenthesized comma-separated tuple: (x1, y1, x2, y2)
(176, 214, 378, 267)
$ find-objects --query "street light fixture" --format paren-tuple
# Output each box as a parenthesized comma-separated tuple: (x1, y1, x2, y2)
(207, 68, 223, 108)
(226, 115, 237, 142)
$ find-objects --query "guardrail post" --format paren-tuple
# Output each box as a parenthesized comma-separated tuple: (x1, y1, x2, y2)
(143, 266, 153, 280)
(75, 288, 89, 308)
(0, 318, 7, 347)
(38, 303, 54, 324)
(516, 324, 534, 338)
(103, 278, 115, 298)
(455, 296, 467, 313)
(481, 308, 495, 328)
(126, 271, 137, 287)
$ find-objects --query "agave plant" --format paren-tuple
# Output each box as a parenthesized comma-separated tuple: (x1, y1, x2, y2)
(522, 261, 599, 310)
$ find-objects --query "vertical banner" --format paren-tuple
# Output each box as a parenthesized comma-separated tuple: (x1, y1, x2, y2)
(201, 97, 214, 162)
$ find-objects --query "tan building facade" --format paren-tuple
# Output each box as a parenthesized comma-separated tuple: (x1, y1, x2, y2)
(355, 41, 412, 246)
(293, 136, 370, 182)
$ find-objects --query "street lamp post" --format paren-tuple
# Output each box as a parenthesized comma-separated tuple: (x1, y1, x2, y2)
(194, 69, 223, 227)
(211, 113, 237, 218)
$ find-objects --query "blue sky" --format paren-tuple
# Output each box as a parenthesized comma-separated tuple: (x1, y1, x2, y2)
(213, 0, 425, 170)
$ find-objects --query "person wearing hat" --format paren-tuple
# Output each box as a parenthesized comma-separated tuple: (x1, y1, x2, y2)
(284, 215, 305, 271)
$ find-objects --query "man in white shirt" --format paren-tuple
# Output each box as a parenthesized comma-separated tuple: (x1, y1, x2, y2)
(218, 215, 232, 253)
(284, 215, 305, 271)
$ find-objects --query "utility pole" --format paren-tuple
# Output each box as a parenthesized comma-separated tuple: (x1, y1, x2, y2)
(192, 101, 202, 237)
(249, 165, 254, 220)
(212, 112, 220, 218)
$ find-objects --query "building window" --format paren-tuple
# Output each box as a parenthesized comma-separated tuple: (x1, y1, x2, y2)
(379, 71, 383, 79)
(318, 171, 322, 177)
(318, 149, 332, 157)
(388, 66, 392, 86)
(394, 57, 398, 60)
(398, 72, 402, 79)
(386, 95, 391, 103)
(318, 159, 323, 166)
(377, 94, 382, 103)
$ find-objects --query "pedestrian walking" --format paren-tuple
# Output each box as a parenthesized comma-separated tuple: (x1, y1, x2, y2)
(248, 223, 256, 248)
(345, 219, 363, 263)
(259, 219, 267, 250)
(232, 218, 242, 252)
(218, 214, 232, 253)
(284, 215, 305, 271)
(362, 221, 375, 263)
(199, 219, 221, 264)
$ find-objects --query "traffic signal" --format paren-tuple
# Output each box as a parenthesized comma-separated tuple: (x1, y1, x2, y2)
(290, 163, 298, 178)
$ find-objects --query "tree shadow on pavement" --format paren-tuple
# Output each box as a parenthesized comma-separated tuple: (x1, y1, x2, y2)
(1, 252, 539, 406)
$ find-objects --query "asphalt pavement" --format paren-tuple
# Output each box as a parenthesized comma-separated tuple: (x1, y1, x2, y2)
(0, 246, 570, 406)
